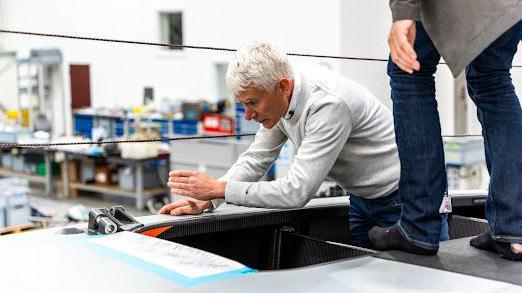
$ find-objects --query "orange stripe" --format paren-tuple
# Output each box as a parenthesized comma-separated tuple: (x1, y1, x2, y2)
(140, 226, 172, 237)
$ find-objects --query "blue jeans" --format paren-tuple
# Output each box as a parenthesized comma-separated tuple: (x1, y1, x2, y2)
(388, 21, 522, 249)
(350, 190, 449, 248)
(349, 190, 401, 248)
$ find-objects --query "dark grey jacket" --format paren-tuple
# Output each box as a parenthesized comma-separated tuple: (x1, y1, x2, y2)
(390, 0, 522, 76)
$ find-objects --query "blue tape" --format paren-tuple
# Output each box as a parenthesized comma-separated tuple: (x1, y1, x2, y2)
(70, 234, 256, 286)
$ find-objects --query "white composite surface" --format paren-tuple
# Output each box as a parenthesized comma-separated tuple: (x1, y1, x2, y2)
(0, 196, 519, 292)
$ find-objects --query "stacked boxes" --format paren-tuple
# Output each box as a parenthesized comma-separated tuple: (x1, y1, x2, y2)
(444, 138, 485, 165)
(117, 165, 164, 190)
(1, 153, 13, 168)
(0, 178, 31, 227)
(0, 194, 5, 228)
(444, 138, 489, 190)
(173, 120, 198, 135)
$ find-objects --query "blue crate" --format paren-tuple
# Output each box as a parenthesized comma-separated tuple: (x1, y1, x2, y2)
(152, 119, 170, 136)
(173, 120, 198, 135)
(73, 114, 94, 139)
(114, 118, 135, 136)
(114, 118, 124, 137)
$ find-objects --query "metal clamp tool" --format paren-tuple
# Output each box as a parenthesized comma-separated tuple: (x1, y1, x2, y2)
(88, 206, 143, 235)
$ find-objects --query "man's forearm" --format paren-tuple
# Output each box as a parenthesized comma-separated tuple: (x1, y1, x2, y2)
(390, 0, 421, 21)
(214, 181, 227, 199)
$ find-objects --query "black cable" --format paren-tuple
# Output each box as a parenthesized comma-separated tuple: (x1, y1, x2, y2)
(0, 133, 483, 150)
(3, 29, 520, 67)
(0, 133, 257, 150)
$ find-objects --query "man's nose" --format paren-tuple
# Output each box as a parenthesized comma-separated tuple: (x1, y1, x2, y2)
(245, 109, 258, 120)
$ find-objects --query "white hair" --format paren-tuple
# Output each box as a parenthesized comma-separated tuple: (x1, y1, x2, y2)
(226, 41, 294, 95)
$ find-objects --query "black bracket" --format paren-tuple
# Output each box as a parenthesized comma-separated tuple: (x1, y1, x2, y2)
(87, 206, 144, 235)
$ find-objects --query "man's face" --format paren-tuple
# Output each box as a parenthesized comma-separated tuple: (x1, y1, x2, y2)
(236, 79, 293, 129)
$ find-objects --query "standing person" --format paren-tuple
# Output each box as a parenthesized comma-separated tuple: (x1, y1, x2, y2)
(369, 0, 522, 260)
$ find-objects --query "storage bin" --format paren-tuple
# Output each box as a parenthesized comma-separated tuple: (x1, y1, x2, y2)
(80, 160, 95, 183)
(118, 166, 163, 190)
(444, 138, 485, 165)
(4, 186, 31, 227)
(0, 194, 6, 228)
(36, 162, 61, 176)
(24, 162, 38, 175)
(0, 130, 32, 143)
(1, 153, 13, 168)
(12, 156, 24, 173)
(173, 120, 198, 135)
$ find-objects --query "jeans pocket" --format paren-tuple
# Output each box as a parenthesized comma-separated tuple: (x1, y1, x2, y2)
(384, 199, 401, 210)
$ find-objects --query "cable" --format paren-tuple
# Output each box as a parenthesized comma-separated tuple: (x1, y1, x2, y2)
(3, 29, 520, 67)
(0, 133, 483, 150)
(0, 29, 383, 62)
(0, 133, 257, 150)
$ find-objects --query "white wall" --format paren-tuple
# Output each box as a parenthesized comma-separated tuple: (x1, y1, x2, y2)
(0, 53, 18, 110)
(0, 1, 19, 112)
(0, 0, 4, 51)
(0, 0, 342, 134)
(339, 1, 456, 134)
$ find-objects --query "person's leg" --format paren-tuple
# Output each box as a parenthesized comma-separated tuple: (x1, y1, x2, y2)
(349, 194, 375, 248)
(439, 214, 449, 242)
(466, 21, 522, 260)
(369, 190, 401, 229)
(369, 21, 445, 254)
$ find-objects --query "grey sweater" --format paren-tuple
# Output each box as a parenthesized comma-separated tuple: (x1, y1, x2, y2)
(212, 64, 400, 210)
(390, 0, 522, 77)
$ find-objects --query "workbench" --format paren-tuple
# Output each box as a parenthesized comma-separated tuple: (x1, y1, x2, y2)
(0, 147, 171, 209)
(60, 151, 170, 209)
(0, 148, 57, 197)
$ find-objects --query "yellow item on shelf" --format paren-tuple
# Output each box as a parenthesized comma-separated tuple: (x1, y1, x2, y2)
(5, 109, 19, 120)
(132, 106, 144, 115)
(21, 109, 29, 127)
(4, 109, 29, 127)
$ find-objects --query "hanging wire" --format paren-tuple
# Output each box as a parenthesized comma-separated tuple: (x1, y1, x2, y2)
(0, 133, 483, 150)
(2, 29, 520, 67)
(0, 133, 257, 150)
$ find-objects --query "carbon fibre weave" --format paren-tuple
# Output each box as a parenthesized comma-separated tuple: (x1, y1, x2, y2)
(136, 204, 348, 240)
(449, 215, 489, 239)
(279, 232, 372, 269)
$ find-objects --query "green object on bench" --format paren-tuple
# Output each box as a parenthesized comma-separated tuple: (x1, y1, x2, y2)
(36, 162, 60, 176)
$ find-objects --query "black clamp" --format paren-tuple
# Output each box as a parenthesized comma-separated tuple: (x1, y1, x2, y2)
(88, 206, 144, 235)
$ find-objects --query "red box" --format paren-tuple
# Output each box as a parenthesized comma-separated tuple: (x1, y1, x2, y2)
(202, 114, 234, 134)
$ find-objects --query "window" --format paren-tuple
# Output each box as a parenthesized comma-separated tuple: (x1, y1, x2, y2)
(160, 12, 183, 49)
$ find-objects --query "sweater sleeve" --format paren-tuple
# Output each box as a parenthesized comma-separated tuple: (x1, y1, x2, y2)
(210, 125, 287, 209)
(390, 0, 421, 21)
(225, 96, 352, 209)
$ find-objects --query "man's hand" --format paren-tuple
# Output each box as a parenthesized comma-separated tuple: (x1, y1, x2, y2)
(166, 170, 226, 201)
(388, 20, 420, 74)
(158, 197, 212, 216)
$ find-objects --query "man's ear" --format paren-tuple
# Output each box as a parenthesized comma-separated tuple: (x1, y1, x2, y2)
(279, 78, 293, 97)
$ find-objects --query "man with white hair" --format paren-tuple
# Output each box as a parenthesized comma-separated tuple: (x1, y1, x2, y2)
(159, 42, 408, 248)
